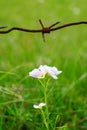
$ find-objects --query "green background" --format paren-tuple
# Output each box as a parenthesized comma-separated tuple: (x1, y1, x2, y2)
(0, 0, 87, 129)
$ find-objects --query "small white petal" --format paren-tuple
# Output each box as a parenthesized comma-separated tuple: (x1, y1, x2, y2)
(29, 69, 40, 77)
(33, 105, 39, 109)
(29, 69, 45, 78)
(43, 66, 62, 79)
(50, 74, 58, 79)
(57, 70, 62, 74)
(33, 102, 46, 109)
(39, 103, 46, 107)
(39, 65, 46, 72)
(52, 67, 59, 74)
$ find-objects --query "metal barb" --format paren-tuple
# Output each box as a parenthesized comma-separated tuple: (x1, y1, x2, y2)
(39, 19, 46, 42)
(42, 33, 45, 42)
(39, 19, 44, 28)
(49, 21, 60, 28)
(39, 19, 60, 42)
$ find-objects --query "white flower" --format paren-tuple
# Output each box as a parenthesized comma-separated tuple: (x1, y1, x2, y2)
(33, 102, 46, 109)
(29, 65, 62, 79)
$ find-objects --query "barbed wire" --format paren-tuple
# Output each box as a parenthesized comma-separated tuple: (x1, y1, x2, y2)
(0, 19, 87, 41)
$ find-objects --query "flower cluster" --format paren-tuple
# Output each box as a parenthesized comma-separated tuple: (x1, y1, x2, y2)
(29, 65, 62, 112)
(29, 65, 62, 79)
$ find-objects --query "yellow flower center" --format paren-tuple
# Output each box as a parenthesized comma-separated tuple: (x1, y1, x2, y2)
(40, 73, 45, 77)
(39, 71, 49, 78)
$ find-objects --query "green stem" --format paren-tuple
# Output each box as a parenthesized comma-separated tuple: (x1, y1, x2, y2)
(44, 78, 50, 130)
(38, 78, 50, 130)
(40, 109, 49, 130)
(38, 79, 45, 88)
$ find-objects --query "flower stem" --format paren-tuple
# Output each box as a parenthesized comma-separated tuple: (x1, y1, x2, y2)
(40, 109, 49, 130)
(44, 78, 50, 130)
(38, 78, 50, 130)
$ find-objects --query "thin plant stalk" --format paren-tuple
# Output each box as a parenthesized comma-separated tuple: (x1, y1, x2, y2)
(38, 78, 50, 130)
(40, 108, 49, 130)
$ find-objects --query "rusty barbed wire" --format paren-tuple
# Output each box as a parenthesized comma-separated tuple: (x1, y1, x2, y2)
(0, 26, 7, 29)
(0, 19, 87, 41)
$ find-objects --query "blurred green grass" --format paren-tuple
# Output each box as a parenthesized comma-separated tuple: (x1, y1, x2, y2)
(0, 0, 87, 129)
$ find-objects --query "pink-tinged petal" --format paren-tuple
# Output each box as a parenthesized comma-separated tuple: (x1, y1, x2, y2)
(51, 67, 59, 74)
(50, 67, 62, 75)
(29, 69, 41, 78)
(29, 68, 46, 79)
(39, 65, 46, 73)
